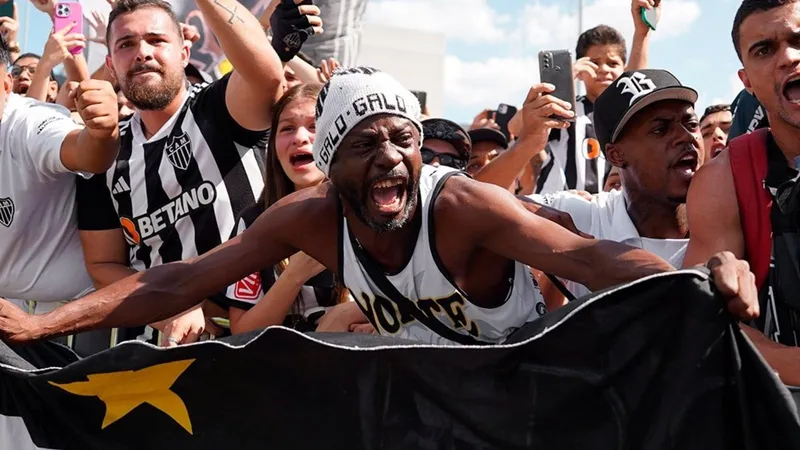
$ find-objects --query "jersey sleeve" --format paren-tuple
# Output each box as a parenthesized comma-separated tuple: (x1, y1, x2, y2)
(76, 172, 121, 231)
(189, 73, 269, 149)
(15, 102, 83, 179)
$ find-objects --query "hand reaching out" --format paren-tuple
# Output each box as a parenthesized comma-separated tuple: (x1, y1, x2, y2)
(86, 10, 109, 44)
(180, 22, 200, 46)
(41, 23, 86, 68)
(316, 57, 340, 83)
(470, 109, 500, 131)
(0, 3, 19, 46)
(573, 56, 598, 83)
(29, 0, 55, 17)
(632, 0, 661, 35)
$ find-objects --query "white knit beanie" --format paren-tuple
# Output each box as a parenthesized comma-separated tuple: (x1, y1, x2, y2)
(312, 67, 423, 176)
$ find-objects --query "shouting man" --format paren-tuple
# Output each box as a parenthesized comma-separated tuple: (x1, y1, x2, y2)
(683, 0, 800, 385)
(0, 68, 757, 346)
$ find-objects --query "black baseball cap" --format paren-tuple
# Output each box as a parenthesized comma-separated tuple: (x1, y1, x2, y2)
(421, 118, 472, 158)
(468, 128, 508, 150)
(594, 69, 698, 151)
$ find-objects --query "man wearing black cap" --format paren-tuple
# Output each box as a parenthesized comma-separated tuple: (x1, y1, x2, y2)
(530, 69, 706, 305)
(420, 118, 471, 171)
(466, 128, 508, 175)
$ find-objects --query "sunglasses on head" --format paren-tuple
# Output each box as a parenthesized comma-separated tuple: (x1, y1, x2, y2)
(421, 148, 466, 170)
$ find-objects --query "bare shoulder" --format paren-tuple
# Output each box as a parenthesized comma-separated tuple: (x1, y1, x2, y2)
(433, 174, 522, 239)
(683, 149, 745, 266)
(687, 150, 739, 222)
(435, 173, 513, 212)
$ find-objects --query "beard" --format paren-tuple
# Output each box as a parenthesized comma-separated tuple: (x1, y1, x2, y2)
(340, 175, 420, 234)
(119, 62, 184, 111)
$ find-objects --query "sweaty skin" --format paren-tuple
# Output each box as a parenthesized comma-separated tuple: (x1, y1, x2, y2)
(0, 114, 682, 343)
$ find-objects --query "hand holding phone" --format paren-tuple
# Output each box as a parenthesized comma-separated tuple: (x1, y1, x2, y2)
(538, 50, 577, 120)
(634, 0, 661, 32)
(53, 1, 84, 55)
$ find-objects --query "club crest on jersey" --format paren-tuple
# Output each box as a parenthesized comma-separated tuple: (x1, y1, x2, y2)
(234, 273, 262, 301)
(0, 197, 13, 227)
(165, 132, 193, 171)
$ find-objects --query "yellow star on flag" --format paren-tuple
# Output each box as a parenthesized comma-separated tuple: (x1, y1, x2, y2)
(49, 359, 195, 434)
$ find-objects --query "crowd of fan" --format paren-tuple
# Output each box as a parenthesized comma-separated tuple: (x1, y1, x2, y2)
(0, 0, 797, 387)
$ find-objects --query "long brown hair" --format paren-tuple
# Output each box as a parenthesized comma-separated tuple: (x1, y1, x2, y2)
(258, 83, 349, 319)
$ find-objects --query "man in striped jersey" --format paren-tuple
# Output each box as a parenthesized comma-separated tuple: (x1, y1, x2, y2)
(75, 0, 321, 347)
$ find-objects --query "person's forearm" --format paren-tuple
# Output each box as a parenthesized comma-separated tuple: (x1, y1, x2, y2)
(286, 57, 319, 84)
(88, 262, 136, 290)
(626, 31, 650, 71)
(195, 0, 283, 90)
(231, 271, 305, 334)
(32, 262, 206, 341)
(741, 325, 800, 386)
(90, 64, 114, 83)
(68, 128, 120, 173)
(577, 240, 674, 291)
(27, 61, 57, 102)
(474, 137, 545, 190)
(63, 54, 90, 82)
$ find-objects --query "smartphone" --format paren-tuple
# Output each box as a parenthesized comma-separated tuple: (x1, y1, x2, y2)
(641, 6, 658, 30)
(538, 50, 577, 122)
(0, 1, 14, 19)
(494, 103, 517, 140)
(53, 1, 83, 55)
(411, 90, 427, 111)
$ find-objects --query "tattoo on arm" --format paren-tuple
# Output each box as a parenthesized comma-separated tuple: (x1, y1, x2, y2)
(213, 0, 245, 25)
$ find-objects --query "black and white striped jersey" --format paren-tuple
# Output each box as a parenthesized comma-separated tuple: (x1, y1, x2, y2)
(77, 75, 267, 270)
(536, 95, 610, 195)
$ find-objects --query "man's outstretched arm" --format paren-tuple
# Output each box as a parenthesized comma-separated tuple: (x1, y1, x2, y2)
(441, 176, 758, 319)
(0, 189, 340, 343)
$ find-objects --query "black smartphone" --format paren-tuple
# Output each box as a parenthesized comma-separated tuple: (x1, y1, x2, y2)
(494, 103, 517, 139)
(0, 0, 14, 18)
(411, 90, 427, 111)
(538, 50, 577, 121)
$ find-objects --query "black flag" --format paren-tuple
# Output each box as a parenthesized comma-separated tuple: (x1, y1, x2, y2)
(1, 270, 798, 449)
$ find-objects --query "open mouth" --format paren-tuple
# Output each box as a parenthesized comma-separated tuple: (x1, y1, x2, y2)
(289, 152, 314, 169)
(370, 177, 407, 215)
(711, 142, 726, 159)
(783, 74, 800, 104)
(672, 151, 699, 177)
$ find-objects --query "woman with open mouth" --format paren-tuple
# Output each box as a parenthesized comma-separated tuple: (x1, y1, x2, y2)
(214, 83, 367, 335)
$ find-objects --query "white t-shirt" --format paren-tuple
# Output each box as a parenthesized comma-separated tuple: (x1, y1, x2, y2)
(528, 189, 688, 299)
(0, 94, 94, 304)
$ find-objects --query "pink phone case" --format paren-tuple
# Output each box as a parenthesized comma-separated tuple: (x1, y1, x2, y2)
(53, 1, 83, 55)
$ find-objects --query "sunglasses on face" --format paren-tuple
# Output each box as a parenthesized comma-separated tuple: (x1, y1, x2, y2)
(421, 148, 466, 170)
(10, 65, 36, 77)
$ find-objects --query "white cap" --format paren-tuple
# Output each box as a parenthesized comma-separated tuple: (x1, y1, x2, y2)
(312, 67, 423, 176)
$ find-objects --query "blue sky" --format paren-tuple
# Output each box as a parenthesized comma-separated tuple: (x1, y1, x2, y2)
(20, 0, 744, 124)
(366, 0, 745, 123)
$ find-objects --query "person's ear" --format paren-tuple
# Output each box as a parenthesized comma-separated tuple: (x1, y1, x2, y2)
(739, 68, 755, 96)
(605, 144, 627, 169)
